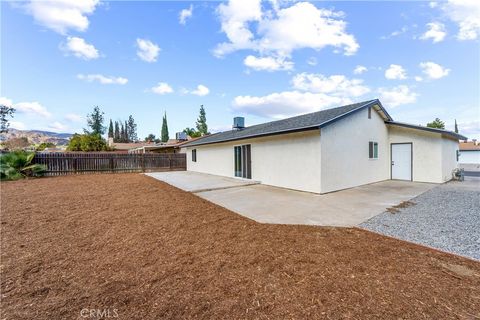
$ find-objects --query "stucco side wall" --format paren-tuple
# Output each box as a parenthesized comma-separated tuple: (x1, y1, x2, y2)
(320, 107, 390, 193)
(186, 130, 322, 193)
(186, 142, 234, 177)
(441, 138, 459, 181)
(388, 126, 443, 183)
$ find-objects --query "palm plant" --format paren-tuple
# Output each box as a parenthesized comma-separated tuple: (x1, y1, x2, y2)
(0, 151, 47, 181)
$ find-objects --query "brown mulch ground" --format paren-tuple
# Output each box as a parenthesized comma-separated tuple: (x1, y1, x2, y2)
(1, 174, 479, 319)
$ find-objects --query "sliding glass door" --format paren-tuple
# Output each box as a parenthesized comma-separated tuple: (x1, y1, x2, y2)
(234, 144, 251, 179)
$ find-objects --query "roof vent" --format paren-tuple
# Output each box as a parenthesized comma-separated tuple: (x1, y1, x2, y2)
(233, 117, 245, 130)
(175, 132, 188, 141)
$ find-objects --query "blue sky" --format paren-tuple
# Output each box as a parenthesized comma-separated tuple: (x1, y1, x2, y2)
(1, 0, 479, 140)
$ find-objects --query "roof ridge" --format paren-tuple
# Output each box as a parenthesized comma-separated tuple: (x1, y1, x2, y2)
(237, 99, 377, 131)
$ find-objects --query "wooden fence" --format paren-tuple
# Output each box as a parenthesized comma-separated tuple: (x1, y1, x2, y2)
(32, 152, 186, 176)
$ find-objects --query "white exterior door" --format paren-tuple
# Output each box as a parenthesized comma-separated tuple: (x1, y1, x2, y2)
(391, 143, 412, 180)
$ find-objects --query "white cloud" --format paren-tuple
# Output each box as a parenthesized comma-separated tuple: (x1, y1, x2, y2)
(15, 101, 52, 118)
(215, 1, 359, 69)
(385, 64, 407, 80)
(10, 121, 26, 130)
(61, 36, 99, 60)
(353, 65, 367, 75)
(415, 76, 423, 82)
(420, 22, 446, 43)
(455, 120, 480, 138)
(65, 113, 83, 122)
(419, 61, 450, 79)
(378, 85, 418, 107)
(0, 97, 13, 107)
(48, 121, 68, 132)
(307, 57, 317, 66)
(429, 2, 438, 8)
(232, 71, 371, 119)
(151, 82, 174, 95)
(381, 26, 408, 39)
(179, 5, 193, 25)
(191, 85, 210, 96)
(441, 0, 480, 40)
(244, 55, 293, 71)
(136, 38, 160, 63)
(23, 0, 100, 34)
(233, 91, 352, 119)
(292, 73, 370, 97)
(77, 74, 128, 85)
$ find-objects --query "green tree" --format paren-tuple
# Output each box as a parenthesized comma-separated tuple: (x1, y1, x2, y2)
(67, 133, 109, 152)
(36, 142, 55, 151)
(0, 104, 15, 134)
(120, 123, 125, 143)
(183, 127, 201, 138)
(124, 120, 129, 142)
(195, 105, 209, 135)
(454, 119, 458, 133)
(145, 133, 159, 143)
(161, 112, 169, 142)
(114, 121, 120, 142)
(426, 118, 445, 129)
(108, 119, 114, 138)
(86, 106, 105, 135)
(127, 115, 138, 142)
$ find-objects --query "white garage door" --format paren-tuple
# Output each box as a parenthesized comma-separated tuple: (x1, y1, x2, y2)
(391, 143, 412, 181)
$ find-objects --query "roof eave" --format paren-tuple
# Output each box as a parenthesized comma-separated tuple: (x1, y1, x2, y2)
(386, 121, 467, 140)
(182, 125, 322, 147)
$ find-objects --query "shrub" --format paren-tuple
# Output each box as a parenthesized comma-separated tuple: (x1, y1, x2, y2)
(36, 142, 55, 151)
(67, 133, 109, 152)
(0, 151, 46, 181)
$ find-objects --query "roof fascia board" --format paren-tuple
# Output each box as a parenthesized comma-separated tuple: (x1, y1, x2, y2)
(386, 121, 467, 140)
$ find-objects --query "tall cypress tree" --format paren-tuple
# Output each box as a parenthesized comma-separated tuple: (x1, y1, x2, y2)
(454, 119, 459, 133)
(120, 123, 125, 143)
(114, 121, 120, 142)
(127, 115, 137, 142)
(108, 119, 114, 138)
(161, 112, 169, 143)
(196, 105, 208, 135)
(124, 120, 129, 142)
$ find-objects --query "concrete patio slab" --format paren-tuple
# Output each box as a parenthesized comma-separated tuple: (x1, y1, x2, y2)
(196, 180, 436, 227)
(147, 171, 436, 227)
(145, 171, 259, 193)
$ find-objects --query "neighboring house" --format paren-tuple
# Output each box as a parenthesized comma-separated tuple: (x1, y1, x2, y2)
(107, 138, 154, 153)
(128, 135, 199, 154)
(458, 140, 480, 164)
(182, 99, 466, 194)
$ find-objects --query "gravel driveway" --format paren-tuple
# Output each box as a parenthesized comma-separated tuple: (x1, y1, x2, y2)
(361, 177, 480, 260)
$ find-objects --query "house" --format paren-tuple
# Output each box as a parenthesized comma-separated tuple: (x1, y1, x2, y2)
(182, 99, 466, 194)
(128, 134, 199, 154)
(107, 139, 154, 153)
(459, 140, 480, 164)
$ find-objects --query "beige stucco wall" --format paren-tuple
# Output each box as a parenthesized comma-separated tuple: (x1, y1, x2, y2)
(320, 107, 390, 193)
(387, 126, 457, 183)
(441, 138, 459, 181)
(187, 130, 322, 193)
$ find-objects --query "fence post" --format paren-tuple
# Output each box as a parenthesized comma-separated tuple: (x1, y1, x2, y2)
(73, 157, 77, 174)
(141, 154, 145, 172)
(110, 156, 114, 173)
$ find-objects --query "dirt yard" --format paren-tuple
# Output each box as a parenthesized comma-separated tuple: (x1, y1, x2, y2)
(1, 174, 479, 319)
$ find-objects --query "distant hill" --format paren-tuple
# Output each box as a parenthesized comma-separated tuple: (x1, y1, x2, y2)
(1, 129, 73, 145)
